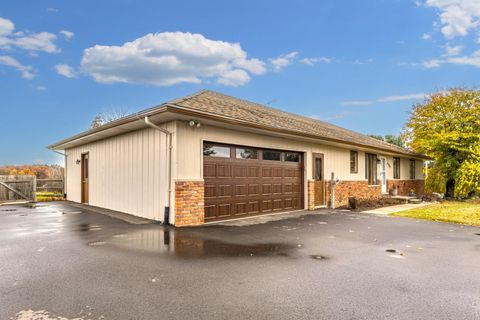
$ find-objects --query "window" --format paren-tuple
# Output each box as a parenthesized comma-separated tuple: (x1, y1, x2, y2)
(350, 151, 358, 173)
(236, 148, 258, 160)
(393, 157, 400, 179)
(410, 159, 416, 179)
(314, 157, 322, 180)
(263, 150, 281, 161)
(365, 153, 377, 185)
(203, 144, 230, 158)
(285, 152, 300, 162)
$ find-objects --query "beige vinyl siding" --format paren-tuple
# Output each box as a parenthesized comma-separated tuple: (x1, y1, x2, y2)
(175, 121, 368, 182)
(65, 123, 174, 221)
(175, 121, 424, 185)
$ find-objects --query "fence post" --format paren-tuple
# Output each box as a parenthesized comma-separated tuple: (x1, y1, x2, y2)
(33, 176, 37, 202)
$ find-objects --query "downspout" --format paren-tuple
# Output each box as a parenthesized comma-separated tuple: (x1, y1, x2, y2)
(144, 116, 173, 225)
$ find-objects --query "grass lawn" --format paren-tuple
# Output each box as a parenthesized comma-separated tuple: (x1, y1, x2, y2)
(392, 201, 480, 226)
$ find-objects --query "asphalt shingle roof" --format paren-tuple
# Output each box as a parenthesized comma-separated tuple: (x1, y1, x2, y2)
(169, 90, 424, 157)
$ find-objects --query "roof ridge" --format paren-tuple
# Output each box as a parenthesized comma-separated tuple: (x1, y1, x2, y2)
(166, 89, 210, 105)
(188, 90, 412, 153)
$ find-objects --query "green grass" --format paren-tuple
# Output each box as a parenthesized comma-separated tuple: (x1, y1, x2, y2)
(392, 201, 480, 226)
(36, 192, 64, 202)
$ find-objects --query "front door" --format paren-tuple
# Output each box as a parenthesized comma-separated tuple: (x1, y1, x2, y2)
(81, 153, 89, 203)
(380, 157, 387, 193)
(312, 153, 324, 206)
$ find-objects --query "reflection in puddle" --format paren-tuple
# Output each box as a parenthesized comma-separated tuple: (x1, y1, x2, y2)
(106, 228, 297, 258)
(76, 224, 102, 232)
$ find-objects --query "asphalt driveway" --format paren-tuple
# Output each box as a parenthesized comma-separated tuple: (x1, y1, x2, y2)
(1, 202, 479, 320)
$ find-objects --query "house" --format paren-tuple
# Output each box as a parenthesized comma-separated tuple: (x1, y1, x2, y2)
(49, 90, 428, 226)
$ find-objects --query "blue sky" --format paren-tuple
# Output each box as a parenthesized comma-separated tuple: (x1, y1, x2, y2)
(1, 0, 479, 165)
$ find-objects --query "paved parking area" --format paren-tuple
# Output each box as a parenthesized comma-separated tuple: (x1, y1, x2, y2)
(1, 202, 479, 320)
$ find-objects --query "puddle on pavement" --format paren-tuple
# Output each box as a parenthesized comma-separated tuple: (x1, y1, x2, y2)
(103, 228, 298, 258)
(76, 223, 103, 232)
(1, 208, 17, 212)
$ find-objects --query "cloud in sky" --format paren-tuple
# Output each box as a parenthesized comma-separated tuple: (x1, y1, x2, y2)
(0, 55, 34, 79)
(60, 30, 74, 40)
(78, 32, 266, 87)
(341, 92, 427, 105)
(270, 51, 298, 71)
(425, 0, 480, 39)
(54, 63, 77, 78)
(0, 17, 59, 53)
(423, 50, 480, 68)
(300, 56, 332, 66)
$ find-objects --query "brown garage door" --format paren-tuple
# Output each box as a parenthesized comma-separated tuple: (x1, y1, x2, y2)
(203, 142, 304, 222)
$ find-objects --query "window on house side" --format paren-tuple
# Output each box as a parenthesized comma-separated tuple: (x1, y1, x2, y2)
(393, 157, 400, 179)
(410, 159, 416, 179)
(350, 151, 358, 173)
(365, 153, 377, 185)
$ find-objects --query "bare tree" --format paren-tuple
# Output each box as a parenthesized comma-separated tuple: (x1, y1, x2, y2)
(90, 110, 131, 129)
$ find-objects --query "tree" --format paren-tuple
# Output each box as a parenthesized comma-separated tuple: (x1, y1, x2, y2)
(90, 110, 131, 129)
(368, 134, 405, 147)
(403, 89, 480, 197)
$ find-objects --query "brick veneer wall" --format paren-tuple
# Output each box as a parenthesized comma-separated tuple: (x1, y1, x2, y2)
(307, 180, 315, 210)
(175, 180, 204, 227)
(324, 180, 382, 208)
(387, 180, 424, 196)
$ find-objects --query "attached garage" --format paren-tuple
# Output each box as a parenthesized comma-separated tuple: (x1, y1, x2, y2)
(50, 90, 427, 226)
(203, 142, 304, 222)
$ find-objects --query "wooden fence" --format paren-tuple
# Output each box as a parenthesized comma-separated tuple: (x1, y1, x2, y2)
(0, 175, 64, 203)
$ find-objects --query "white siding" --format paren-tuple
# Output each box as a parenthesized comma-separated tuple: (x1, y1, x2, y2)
(65, 123, 174, 221)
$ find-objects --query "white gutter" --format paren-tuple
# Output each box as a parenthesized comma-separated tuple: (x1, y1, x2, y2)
(144, 116, 173, 225)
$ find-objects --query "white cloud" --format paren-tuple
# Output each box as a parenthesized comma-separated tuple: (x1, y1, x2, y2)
(270, 51, 298, 71)
(79, 32, 266, 86)
(0, 55, 34, 79)
(423, 50, 480, 68)
(425, 0, 480, 38)
(60, 30, 74, 40)
(352, 58, 374, 65)
(422, 59, 442, 68)
(377, 93, 427, 102)
(340, 100, 373, 106)
(341, 92, 427, 105)
(0, 16, 59, 53)
(300, 57, 332, 66)
(55, 64, 77, 78)
(443, 43, 463, 56)
(421, 33, 432, 40)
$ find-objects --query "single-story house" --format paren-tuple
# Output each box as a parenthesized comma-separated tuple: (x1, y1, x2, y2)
(49, 90, 428, 226)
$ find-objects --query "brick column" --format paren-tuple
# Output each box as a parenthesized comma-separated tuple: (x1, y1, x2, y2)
(307, 180, 315, 210)
(174, 180, 204, 227)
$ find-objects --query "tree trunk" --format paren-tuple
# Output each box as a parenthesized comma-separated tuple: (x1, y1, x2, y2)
(445, 178, 455, 198)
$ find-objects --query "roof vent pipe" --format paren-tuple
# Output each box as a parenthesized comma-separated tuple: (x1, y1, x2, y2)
(144, 116, 173, 225)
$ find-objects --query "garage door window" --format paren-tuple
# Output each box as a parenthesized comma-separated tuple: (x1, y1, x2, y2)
(203, 144, 230, 158)
(263, 150, 281, 161)
(285, 152, 300, 162)
(236, 148, 258, 160)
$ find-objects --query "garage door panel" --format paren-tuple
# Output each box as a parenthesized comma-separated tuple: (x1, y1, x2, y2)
(203, 143, 303, 222)
(218, 185, 232, 198)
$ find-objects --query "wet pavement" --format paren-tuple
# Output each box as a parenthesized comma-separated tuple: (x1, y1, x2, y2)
(1, 202, 480, 320)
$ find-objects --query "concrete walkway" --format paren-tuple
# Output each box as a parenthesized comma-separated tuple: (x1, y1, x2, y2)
(361, 202, 436, 215)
